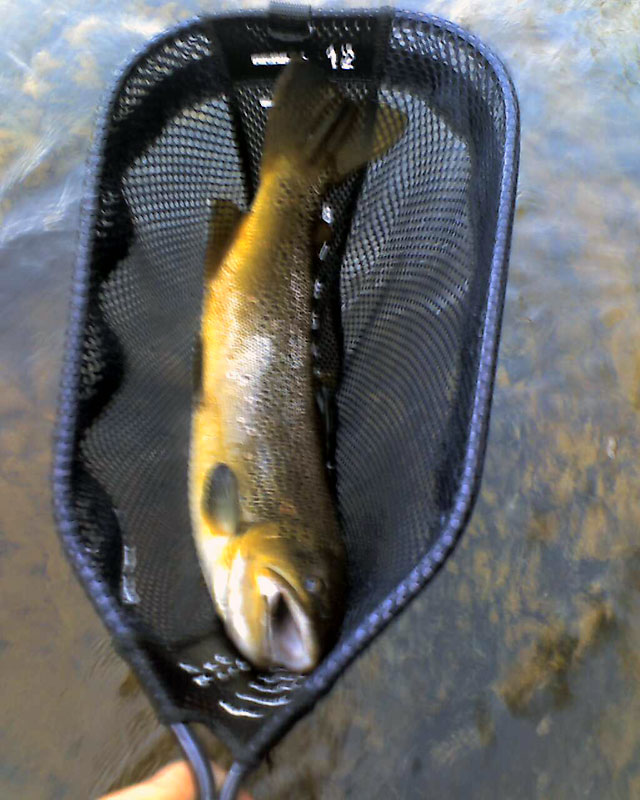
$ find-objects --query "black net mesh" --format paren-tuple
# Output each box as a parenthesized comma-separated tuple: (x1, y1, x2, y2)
(55, 10, 518, 764)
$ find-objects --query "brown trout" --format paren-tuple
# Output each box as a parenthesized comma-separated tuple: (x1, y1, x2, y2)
(189, 60, 406, 672)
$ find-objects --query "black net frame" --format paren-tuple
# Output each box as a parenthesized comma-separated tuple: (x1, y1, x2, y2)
(53, 6, 519, 786)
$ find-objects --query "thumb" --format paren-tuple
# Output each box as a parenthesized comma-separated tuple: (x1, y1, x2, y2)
(98, 760, 253, 800)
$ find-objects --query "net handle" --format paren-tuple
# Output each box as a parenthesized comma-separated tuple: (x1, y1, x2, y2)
(171, 723, 218, 800)
(171, 724, 247, 800)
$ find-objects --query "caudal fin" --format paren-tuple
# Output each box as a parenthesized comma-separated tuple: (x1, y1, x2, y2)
(261, 59, 407, 185)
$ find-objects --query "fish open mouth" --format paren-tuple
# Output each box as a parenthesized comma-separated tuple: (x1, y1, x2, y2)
(259, 569, 317, 673)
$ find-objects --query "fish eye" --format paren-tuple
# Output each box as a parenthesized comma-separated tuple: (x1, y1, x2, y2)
(304, 576, 323, 594)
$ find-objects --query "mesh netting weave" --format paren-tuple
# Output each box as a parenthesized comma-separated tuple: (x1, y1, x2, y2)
(54, 8, 519, 768)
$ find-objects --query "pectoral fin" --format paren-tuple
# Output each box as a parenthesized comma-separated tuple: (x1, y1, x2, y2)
(205, 199, 244, 279)
(202, 463, 241, 536)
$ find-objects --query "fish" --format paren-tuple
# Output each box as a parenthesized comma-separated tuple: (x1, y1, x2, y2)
(189, 59, 406, 673)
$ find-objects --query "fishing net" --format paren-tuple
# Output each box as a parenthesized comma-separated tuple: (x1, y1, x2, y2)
(54, 7, 519, 795)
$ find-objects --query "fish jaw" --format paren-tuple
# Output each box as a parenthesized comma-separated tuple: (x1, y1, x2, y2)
(257, 569, 319, 673)
(222, 549, 321, 674)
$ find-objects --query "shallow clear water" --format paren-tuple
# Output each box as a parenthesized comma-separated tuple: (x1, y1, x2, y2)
(1, 1, 639, 797)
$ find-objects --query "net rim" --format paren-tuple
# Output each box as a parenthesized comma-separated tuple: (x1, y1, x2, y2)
(52, 4, 520, 772)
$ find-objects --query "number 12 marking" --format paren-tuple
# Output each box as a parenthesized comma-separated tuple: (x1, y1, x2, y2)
(326, 43, 355, 70)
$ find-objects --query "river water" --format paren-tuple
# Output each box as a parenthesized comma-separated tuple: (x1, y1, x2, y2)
(1, 1, 639, 797)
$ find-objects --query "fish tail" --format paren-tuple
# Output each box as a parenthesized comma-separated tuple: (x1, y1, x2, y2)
(261, 59, 407, 186)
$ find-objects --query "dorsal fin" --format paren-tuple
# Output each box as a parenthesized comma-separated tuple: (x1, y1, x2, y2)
(204, 198, 244, 279)
(202, 463, 240, 536)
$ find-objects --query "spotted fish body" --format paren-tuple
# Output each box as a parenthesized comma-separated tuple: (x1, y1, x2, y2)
(189, 61, 406, 672)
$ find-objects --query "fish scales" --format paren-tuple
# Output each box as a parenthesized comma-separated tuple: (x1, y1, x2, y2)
(189, 60, 406, 672)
